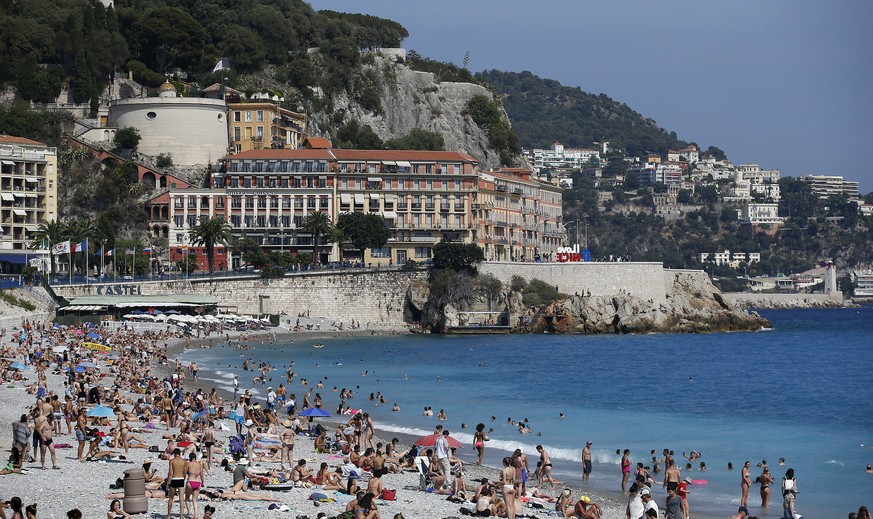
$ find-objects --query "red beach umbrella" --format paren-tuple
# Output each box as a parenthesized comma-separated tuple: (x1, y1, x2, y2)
(414, 433, 463, 449)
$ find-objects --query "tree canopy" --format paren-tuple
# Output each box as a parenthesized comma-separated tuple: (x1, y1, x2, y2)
(335, 212, 389, 254)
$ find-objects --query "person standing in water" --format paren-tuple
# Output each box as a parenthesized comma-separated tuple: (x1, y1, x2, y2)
(473, 423, 487, 466)
(620, 449, 631, 494)
(740, 460, 752, 508)
(582, 441, 592, 482)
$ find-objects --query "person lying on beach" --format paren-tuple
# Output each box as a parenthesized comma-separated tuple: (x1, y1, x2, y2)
(316, 463, 344, 491)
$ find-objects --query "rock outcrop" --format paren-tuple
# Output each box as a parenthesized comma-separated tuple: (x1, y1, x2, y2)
(407, 270, 770, 334)
(307, 51, 505, 169)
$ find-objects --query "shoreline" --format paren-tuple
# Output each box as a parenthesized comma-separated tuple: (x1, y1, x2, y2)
(167, 330, 732, 519)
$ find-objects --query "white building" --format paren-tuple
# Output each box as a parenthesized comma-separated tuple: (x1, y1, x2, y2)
(667, 145, 699, 163)
(738, 202, 783, 226)
(801, 174, 861, 199)
(699, 250, 761, 268)
(108, 82, 229, 166)
(853, 271, 873, 297)
(527, 142, 601, 175)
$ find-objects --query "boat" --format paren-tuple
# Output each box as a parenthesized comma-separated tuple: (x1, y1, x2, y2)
(313, 343, 325, 349)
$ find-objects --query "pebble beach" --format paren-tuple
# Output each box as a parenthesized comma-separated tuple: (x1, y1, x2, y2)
(0, 321, 626, 519)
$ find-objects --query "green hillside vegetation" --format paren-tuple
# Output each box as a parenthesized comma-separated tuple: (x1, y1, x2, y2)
(0, 0, 408, 113)
(477, 70, 687, 157)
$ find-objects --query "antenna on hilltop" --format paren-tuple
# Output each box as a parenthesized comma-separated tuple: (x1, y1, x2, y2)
(463, 51, 470, 70)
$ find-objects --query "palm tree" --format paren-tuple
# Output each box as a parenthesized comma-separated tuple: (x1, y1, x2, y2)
(302, 211, 333, 265)
(67, 218, 95, 276)
(327, 225, 348, 261)
(30, 219, 66, 276)
(188, 216, 234, 273)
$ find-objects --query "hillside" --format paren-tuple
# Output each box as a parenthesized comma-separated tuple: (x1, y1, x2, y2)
(478, 69, 687, 156)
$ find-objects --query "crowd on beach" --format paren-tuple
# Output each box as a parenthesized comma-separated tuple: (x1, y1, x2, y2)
(1, 318, 871, 519)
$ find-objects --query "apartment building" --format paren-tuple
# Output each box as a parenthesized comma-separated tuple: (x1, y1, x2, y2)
(801, 174, 861, 199)
(526, 142, 601, 175)
(474, 168, 564, 262)
(0, 135, 57, 273)
(227, 101, 306, 154)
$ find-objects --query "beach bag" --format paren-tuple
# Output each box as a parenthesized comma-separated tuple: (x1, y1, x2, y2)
(381, 489, 397, 501)
(228, 435, 246, 457)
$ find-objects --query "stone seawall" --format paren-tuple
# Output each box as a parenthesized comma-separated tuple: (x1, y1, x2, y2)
(54, 270, 429, 330)
(723, 292, 847, 309)
(478, 262, 672, 304)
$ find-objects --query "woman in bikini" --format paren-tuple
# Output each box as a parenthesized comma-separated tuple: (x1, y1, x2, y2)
(502, 456, 517, 519)
(354, 492, 380, 519)
(316, 462, 344, 491)
(184, 452, 204, 519)
(202, 421, 216, 470)
(758, 466, 774, 507)
(473, 423, 487, 466)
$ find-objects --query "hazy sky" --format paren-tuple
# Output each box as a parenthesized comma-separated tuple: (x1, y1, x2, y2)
(309, 0, 873, 193)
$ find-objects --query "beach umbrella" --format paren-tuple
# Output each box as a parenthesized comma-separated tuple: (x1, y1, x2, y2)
(73, 366, 85, 373)
(86, 405, 115, 418)
(131, 309, 145, 314)
(78, 361, 98, 369)
(299, 407, 331, 417)
(414, 433, 463, 449)
(10, 362, 27, 370)
(86, 332, 100, 340)
(166, 310, 181, 315)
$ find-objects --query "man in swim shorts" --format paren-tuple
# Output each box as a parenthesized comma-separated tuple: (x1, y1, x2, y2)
(167, 448, 186, 519)
(582, 441, 592, 481)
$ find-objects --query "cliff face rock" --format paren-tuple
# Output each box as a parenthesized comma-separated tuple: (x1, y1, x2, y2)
(407, 269, 770, 335)
(531, 271, 769, 334)
(308, 51, 504, 169)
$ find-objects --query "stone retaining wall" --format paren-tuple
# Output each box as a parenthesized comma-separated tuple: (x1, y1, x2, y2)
(479, 262, 672, 304)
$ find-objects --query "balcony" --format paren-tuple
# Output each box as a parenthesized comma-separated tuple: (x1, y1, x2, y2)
(425, 204, 435, 211)
(496, 185, 508, 192)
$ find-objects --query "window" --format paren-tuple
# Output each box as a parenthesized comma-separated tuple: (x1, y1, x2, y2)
(256, 126, 264, 139)
(245, 111, 252, 122)
(415, 247, 431, 259)
(231, 196, 241, 208)
(245, 197, 254, 208)
(231, 215, 240, 226)
(216, 198, 225, 209)
(371, 247, 390, 258)
(256, 110, 264, 122)
(188, 195, 196, 207)
(234, 111, 241, 122)
(259, 196, 267, 208)
(176, 233, 186, 243)
(320, 196, 328, 209)
(243, 178, 251, 188)
(234, 127, 241, 142)
(187, 215, 197, 227)
(174, 216, 183, 227)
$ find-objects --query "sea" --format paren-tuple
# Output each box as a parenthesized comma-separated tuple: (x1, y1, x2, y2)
(180, 306, 873, 518)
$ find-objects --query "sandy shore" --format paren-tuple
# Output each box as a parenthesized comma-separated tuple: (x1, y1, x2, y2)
(0, 324, 628, 519)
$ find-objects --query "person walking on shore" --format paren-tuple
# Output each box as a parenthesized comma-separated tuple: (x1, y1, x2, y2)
(781, 468, 798, 519)
(582, 441, 592, 482)
(536, 445, 560, 488)
(12, 414, 29, 465)
(75, 408, 87, 462)
(38, 414, 58, 469)
(167, 448, 186, 519)
(435, 429, 452, 489)
(502, 456, 517, 519)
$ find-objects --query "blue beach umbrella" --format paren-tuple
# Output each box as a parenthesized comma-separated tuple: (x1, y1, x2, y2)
(10, 362, 27, 370)
(74, 366, 86, 373)
(78, 361, 99, 369)
(86, 405, 116, 418)
(299, 408, 331, 417)
(86, 332, 100, 340)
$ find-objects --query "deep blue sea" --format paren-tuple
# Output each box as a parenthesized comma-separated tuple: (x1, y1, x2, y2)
(181, 307, 873, 518)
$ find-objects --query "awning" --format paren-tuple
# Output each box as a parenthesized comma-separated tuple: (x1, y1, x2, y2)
(25, 193, 37, 198)
(381, 161, 396, 166)
(382, 211, 397, 219)
(318, 175, 327, 179)
(13, 209, 27, 216)
(385, 194, 395, 202)
(62, 305, 108, 312)
(1, 160, 14, 165)
(340, 193, 351, 204)
(0, 193, 13, 201)
(13, 192, 25, 198)
(369, 193, 380, 199)
(367, 177, 382, 183)
(25, 225, 39, 232)
(25, 177, 38, 183)
(354, 193, 365, 204)
(395, 161, 412, 168)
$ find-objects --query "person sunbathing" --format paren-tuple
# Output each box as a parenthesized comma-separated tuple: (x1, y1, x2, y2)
(316, 464, 343, 491)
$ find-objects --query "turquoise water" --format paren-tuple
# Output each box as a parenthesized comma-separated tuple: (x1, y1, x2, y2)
(182, 306, 873, 517)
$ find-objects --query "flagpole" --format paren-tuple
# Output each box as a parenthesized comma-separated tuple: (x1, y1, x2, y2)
(113, 249, 117, 283)
(85, 240, 89, 286)
(69, 250, 72, 285)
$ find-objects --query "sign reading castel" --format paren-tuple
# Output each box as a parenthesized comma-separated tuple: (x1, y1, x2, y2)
(556, 244, 583, 263)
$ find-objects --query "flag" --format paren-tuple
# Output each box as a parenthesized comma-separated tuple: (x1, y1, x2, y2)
(141, 247, 152, 255)
(51, 240, 70, 255)
(212, 58, 230, 73)
(176, 247, 188, 255)
(94, 245, 103, 256)
(124, 248, 135, 255)
(73, 238, 87, 253)
(105, 249, 114, 257)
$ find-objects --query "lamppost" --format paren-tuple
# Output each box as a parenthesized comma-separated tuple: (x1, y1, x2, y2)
(565, 221, 579, 247)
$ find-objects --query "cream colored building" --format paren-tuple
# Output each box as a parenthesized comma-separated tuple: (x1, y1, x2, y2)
(227, 101, 306, 154)
(0, 135, 57, 272)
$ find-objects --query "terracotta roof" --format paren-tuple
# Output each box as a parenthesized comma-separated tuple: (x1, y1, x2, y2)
(203, 83, 242, 95)
(331, 149, 477, 163)
(0, 135, 45, 146)
(226, 149, 336, 161)
(303, 137, 332, 149)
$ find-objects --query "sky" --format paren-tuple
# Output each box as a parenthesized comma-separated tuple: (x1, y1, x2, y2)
(309, 0, 873, 193)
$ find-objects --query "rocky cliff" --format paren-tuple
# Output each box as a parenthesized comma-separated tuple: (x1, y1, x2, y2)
(306, 50, 505, 169)
(406, 270, 770, 334)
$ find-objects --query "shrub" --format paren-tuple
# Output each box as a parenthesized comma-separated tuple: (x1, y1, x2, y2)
(156, 153, 173, 168)
(114, 127, 141, 150)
